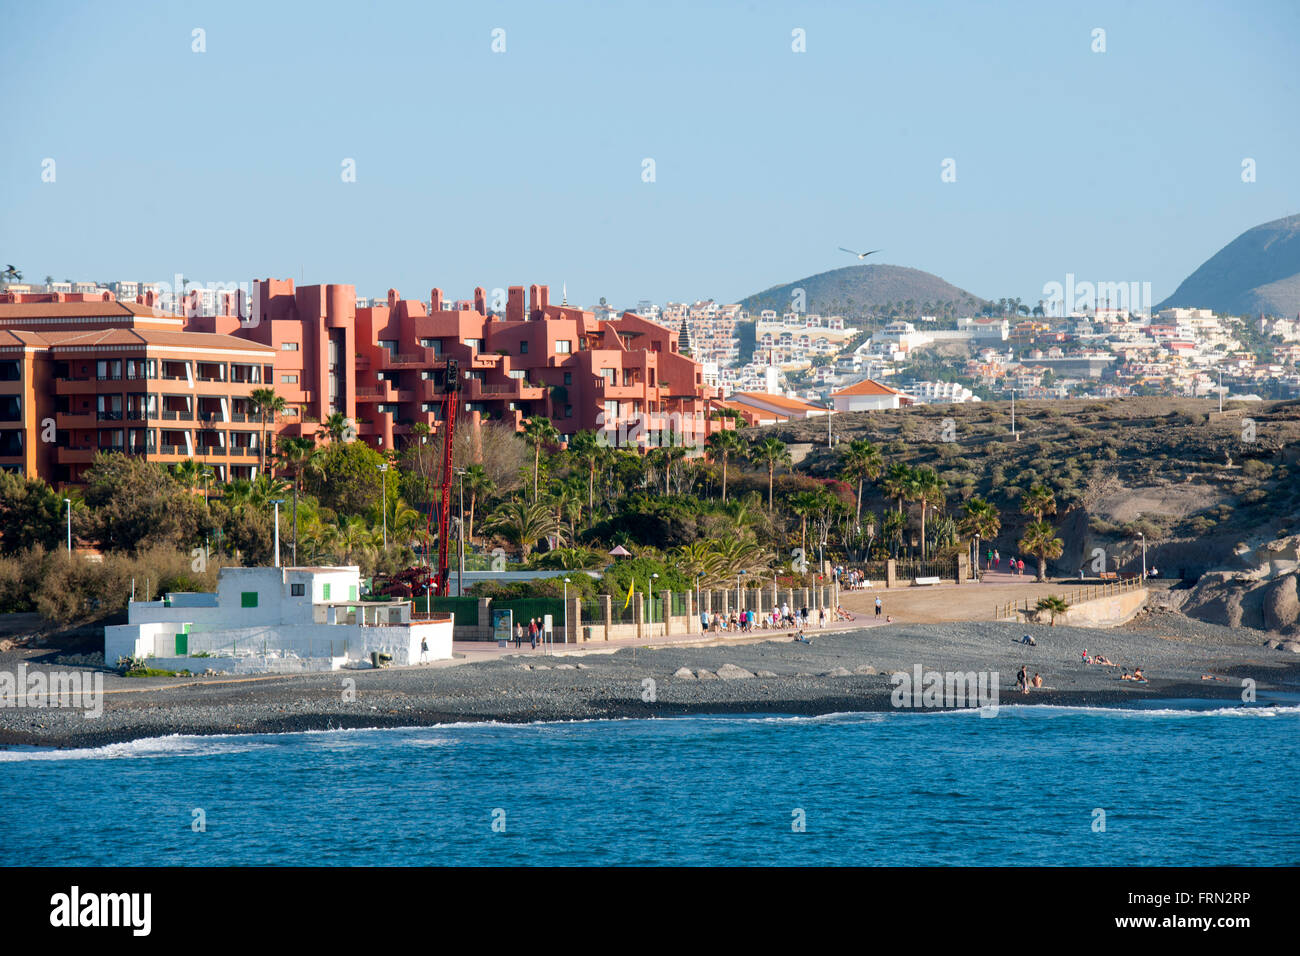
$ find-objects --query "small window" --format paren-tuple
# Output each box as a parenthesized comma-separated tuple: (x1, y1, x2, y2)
(563, 372, 572, 385)
(565, 404, 573, 418)
(240, 591, 259, 608)
(290, 583, 305, 596)
(322, 583, 331, 600)
(519, 341, 528, 354)
(281, 374, 298, 384)
(555, 340, 571, 354)
(280, 342, 299, 351)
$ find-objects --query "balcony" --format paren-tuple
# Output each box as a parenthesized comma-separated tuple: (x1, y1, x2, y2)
(161, 409, 193, 421)
(55, 378, 99, 395)
(56, 446, 96, 464)
(159, 444, 187, 456)
(55, 412, 97, 429)
(96, 410, 124, 422)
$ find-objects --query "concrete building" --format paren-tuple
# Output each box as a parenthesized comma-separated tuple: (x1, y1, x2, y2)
(105, 565, 453, 674)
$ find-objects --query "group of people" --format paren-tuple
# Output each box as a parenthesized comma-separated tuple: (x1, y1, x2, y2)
(512, 617, 548, 650)
(701, 603, 827, 633)
(1082, 648, 1148, 682)
(835, 567, 873, 590)
(986, 549, 1026, 576)
(1015, 665, 1044, 693)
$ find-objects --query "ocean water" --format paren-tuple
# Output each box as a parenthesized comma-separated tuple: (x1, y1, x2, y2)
(2, 702, 1297, 866)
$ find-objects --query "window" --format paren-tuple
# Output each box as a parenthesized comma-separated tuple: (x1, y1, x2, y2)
(240, 591, 259, 608)
(565, 404, 573, 418)
(322, 583, 331, 600)
(465, 339, 483, 352)
(349, 585, 357, 600)
(555, 340, 571, 354)
(281, 342, 299, 351)
(290, 583, 305, 597)
(563, 372, 572, 385)
(508, 370, 525, 380)
(281, 374, 298, 384)
(519, 341, 528, 354)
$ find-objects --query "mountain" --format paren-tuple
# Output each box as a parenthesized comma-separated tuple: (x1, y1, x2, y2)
(737, 263, 988, 319)
(1157, 213, 1300, 317)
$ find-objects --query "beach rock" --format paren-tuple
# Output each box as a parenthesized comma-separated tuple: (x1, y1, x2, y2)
(1262, 574, 1300, 631)
(533, 664, 550, 670)
(1279, 640, 1300, 654)
(575, 663, 589, 669)
(716, 663, 756, 680)
(756, 670, 777, 678)
(517, 664, 533, 670)
(673, 667, 696, 679)
(824, 667, 852, 677)
(696, 669, 719, 680)
(554, 664, 576, 670)
(854, 664, 878, 675)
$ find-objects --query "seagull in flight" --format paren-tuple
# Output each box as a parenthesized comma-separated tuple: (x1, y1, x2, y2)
(839, 247, 882, 260)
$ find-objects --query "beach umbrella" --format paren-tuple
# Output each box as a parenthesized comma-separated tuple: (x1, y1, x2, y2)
(608, 545, 632, 558)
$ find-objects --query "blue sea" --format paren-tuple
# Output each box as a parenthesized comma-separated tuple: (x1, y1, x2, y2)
(2, 702, 1297, 866)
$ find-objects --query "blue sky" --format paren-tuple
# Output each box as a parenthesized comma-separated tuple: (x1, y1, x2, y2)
(2, 0, 1297, 308)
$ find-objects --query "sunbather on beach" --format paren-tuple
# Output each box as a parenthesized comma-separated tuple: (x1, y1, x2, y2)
(1093, 654, 1115, 666)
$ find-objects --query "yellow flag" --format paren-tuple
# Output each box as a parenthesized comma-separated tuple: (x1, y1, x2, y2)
(623, 578, 635, 610)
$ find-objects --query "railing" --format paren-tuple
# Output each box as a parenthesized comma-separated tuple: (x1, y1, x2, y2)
(993, 577, 1145, 621)
(161, 410, 192, 420)
(96, 410, 123, 421)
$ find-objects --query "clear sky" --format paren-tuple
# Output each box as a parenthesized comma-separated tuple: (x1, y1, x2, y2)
(2, 0, 1297, 309)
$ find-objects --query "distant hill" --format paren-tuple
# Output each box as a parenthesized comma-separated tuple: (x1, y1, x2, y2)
(1157, 213, 1300, 317)
(738, 263, 988, 320)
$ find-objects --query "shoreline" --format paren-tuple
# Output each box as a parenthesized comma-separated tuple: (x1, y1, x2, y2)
(2, 618, 1296, 750)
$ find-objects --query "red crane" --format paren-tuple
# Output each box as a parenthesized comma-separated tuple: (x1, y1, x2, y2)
(423, 357, 461, 597)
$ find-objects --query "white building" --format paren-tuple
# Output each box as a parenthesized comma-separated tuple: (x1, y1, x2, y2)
(105, 566, 454, 674)
(829, 378, 912, 412)
(901, 381, 980, 404)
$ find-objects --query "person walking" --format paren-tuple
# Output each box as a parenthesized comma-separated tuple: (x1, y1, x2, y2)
(514, 621, 523, 649)
(994, 549, 1001, 570)
(1017, 558, 1025, 577)
(874, 595, 883, 618)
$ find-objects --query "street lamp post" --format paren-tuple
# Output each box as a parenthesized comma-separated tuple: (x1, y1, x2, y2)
(1138, 532, 1147, 580)
(456, 469, 466, 597)
(737, 569, 746, 617)
(271, 499, 285, 567)
(696, 571, 704, 632)
(378, 463, 389, 550)
(64, 498, 71, 554)
(650, 572, 660, 639)
(1217, 369, 1224, 413)
(1008, 388, 1019, 441)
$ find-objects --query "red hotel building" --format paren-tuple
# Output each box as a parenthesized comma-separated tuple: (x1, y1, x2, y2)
(2, 280, 727, 484)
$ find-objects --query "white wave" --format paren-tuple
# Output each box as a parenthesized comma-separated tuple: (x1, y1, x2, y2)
(0, 732, 272, 762)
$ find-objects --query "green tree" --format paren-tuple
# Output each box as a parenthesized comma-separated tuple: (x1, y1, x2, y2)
(324, 411, 352, 443)
(485, 499, 563, 561)
(565, 429, 602, 514)
(1035, 594, 1070, 625)
(521, 417, 559, 502)
(839, 438, 884, 525)
(750, 436, 793, 511)
(911, 466, 946, 559)
(1020, 520, 1064, 582)
(880, 462, 914, 515)
(303, 440, 387, 517)
(705, 429, 747, 501)
(0, 472, 64, 554)
(248, 387, 286, 473)
(276, 435, 321, 564)
(460, 463, 495, 545)
(81, 453, 205, 553)
(1021, 484, 1057, 522)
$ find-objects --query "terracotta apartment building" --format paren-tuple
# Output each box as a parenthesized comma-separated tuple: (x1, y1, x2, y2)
(0, 295, 276, 484)
(1, 280, 727, 484)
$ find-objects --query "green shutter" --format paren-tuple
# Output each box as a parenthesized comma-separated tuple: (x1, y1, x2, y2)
(323, 583, 331, 600)
(175, 632, 188, 655)
(241, 591, 258, 608)
(349, 585, 357, 600)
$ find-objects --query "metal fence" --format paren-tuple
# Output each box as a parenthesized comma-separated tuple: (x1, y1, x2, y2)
(496, 598, 565, 628)
(420, 596, 478, 626)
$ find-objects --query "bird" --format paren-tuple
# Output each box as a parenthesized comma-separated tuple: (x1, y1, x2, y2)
(839, 247, 882, 260)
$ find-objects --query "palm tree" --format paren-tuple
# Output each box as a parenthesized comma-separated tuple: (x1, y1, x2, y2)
(1035, 595, 1070, 626)
(485, 499, 563, 561)
(750, 436, 792, 511)
(705, 429, 747, 501)
(277, 435, 321, 564)
(839, 438, 883, 525)
(324, 411, 352, 443)
(1021, 484, 1057, 522)
(789, 490, 823, 558)
(248, 387, 285, 473)
(911, 466, 946, 559)
(565, 429, 602, 514)
(460, 464, 494, 545)
(959, 496, 1001, 574)
(880, 463, 914, 515)
(1020, 520, 1064, 582)
(521, 417, 559, 501)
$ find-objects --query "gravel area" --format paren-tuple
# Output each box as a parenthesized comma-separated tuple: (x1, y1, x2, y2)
(1, 618, 1296, 749)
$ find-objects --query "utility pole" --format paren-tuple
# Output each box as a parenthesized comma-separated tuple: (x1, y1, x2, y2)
(64, 498, 72, 554)
(271, 499, 285, 567)
(456, 468, 466, 596)
(379, 463, 389, 550)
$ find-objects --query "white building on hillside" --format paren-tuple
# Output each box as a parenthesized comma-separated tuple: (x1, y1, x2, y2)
(830, 378, 912, 412)
(105, 566, 454, 674)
